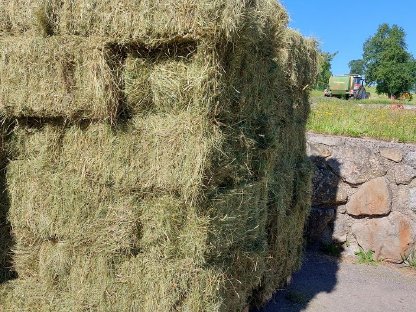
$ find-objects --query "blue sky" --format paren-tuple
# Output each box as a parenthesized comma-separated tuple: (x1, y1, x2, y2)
(280, 0, 416, 75)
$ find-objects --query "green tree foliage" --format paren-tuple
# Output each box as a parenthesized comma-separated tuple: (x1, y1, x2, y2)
(363, 23, 416, 97)
(315, 51, 337, 90)
(348, 59, 365, 75)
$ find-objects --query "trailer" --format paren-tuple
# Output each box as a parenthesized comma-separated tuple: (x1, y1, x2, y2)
(324, 75, 368, 99)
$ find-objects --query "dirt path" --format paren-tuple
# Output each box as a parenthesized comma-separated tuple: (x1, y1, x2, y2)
(253, 252, 416, 312)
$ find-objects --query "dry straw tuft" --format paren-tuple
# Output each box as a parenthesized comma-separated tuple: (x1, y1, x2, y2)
(0, 0, 318, 311)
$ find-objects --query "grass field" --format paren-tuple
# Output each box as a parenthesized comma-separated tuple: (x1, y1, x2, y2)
(308, 90, 416, 143)
(311, 87, 416, 105)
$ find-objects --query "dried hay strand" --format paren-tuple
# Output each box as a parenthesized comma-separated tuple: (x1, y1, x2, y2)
(0, 36, 122, 121)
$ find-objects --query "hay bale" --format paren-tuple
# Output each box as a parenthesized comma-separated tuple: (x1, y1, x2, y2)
(282, 30, 318, 92)
(123, 52, 209, 115)
(0, 1, 318, 311)
(0, 0, 262, 43)
(124, 57, 153, 115)
(0, 36, 121, 121)
(251, 29, 318, 304)
(0, 0, 68, 36)
(6, 116, 213, 237)
(0, 0, 45, 36)
(4, 116, 267, 309)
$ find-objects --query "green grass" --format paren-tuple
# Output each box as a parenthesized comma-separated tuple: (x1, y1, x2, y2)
(355, 248, 377, 265)
(307, 97, 416, 143)
(365, 86, 416, 104)
(402, 250, 416, 269)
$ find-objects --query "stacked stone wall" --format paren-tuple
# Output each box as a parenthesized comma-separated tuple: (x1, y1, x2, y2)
(307, 133, 416, 263)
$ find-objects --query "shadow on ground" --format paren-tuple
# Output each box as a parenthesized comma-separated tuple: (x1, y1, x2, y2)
(252, 251, 339, 312)
(252, 156, 343, 312)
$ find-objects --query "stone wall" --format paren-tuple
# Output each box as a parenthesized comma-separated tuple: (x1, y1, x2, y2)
(307, 133, 416, 263)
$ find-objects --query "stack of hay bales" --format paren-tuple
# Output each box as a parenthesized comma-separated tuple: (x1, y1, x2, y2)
(0, 0, 318, 311)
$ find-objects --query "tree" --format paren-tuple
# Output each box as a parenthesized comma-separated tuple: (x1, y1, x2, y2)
(315, 51, 337, 90)
(348, 59, 365, 75)
(363, 23, 416, 97)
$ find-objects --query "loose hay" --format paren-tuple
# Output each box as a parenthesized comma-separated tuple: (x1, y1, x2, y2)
(0, 0, 318, 311)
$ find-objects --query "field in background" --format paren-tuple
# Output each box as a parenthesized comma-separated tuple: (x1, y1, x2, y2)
(310, 87, 416, 105)
(308, 90, 416, 143)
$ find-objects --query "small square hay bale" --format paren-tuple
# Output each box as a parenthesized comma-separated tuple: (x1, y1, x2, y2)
(0, 36, 122, 121)
(123, 57, 153, 115)
(0, 0, 254, 42)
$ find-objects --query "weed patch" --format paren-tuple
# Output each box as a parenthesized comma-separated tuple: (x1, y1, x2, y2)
(355, 248, 377, 265)
(402, 250, 416, 269)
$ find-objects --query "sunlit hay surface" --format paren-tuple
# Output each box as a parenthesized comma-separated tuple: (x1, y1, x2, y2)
(123, 48, 213, 116)
(0, 0, 258, 43)
(0, 0, 318, 311)
(0, 36, 121, 122)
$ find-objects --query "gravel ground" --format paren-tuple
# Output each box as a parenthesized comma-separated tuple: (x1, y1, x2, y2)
(253, 251, 416, 312)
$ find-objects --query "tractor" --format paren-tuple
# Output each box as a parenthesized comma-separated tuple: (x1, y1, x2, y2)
(324, 74, 368, 100)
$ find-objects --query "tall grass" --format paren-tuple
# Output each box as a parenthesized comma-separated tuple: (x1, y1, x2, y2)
(307, 101, 416, 143)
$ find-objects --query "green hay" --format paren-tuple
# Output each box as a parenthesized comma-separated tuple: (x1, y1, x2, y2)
(253, 29, 317, 303)
(0, 36, 121, 121)
(6, 116, 214, 236)
(281, 29, 318, 92)
(123, 57, 153, 115)
(0, 1, 318, 311)
(123, 53, 210, 116)
(0, 0, 287, 44)
(3, 117, 266, 310)
(1, 256, 224, 312)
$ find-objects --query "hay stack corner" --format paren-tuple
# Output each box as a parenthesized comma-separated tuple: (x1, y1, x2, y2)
(0, 0, 318, 311)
